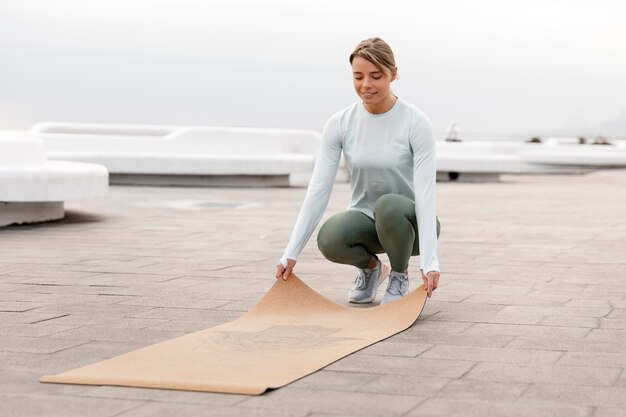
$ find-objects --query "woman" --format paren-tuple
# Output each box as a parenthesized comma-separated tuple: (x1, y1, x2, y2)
(275, 37, 441, 304)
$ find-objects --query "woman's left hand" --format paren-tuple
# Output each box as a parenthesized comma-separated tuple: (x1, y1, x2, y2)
(421, 270, 440, 298)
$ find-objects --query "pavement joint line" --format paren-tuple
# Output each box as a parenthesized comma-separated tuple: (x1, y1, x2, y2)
(501, 337, 525, 349)
(414, 344, 438, 358)
(108, 403, 147, 417)
(551, 351, 570, 365)
(454, 361, 481, 380)
(30, 314, 71, 324)
(398, 396, 432, 417)
(515, 382, 537, 401)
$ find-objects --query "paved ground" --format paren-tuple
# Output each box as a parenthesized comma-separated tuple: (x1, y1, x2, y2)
(1, 169, 625, 417)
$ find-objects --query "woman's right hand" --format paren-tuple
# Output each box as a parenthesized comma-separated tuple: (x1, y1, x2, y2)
(276, 259, 297, 281)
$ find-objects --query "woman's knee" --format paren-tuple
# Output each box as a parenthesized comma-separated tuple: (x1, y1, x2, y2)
(317, 231, 339, 260)
(373, 194, 407, 220)
(317, 217, 350, 260)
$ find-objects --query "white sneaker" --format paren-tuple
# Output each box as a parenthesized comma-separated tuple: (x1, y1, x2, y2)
(381, 271, 410, 304)
(347, 258, 390, 304)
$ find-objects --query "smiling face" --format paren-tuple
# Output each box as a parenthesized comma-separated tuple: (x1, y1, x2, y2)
(352, 56, 397, 114)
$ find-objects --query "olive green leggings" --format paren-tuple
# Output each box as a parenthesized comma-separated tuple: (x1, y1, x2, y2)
(317, 194, 441, 272)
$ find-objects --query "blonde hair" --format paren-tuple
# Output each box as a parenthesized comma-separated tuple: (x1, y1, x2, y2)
(349, 37, 397, 78)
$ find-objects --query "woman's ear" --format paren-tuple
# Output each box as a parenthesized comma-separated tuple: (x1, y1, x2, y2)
(391, 67, 398, 82)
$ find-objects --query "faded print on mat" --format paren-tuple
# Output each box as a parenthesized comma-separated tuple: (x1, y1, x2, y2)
(193, 325, 359, 352)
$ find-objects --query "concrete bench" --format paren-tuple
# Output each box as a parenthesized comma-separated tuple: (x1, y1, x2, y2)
(519, 143, 626, 167)
(436, 141, 598, 181)
(30, 123, 324, 187)
(0, 136, 108, 226)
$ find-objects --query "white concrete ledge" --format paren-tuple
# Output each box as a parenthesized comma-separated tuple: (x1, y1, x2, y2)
(435, 141, 624, 181)
(45, 153, 315, 176)
(520, 148, 626, 166)
(31, 123, 325, 186)
(0, 160, 108, 201)
(0, 202, 64, 227)
(438, 141, 626, 171)
(0, 135, 108, 226)
(0, 136, 46, 165)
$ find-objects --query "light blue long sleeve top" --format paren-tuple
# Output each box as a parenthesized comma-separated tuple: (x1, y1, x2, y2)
(280, 98, 440, 273)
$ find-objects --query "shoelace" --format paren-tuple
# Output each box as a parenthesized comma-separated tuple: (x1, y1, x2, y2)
(354, 271, 365, 290)
(354, 269, 374, 290)
(387, 274, 408, 295)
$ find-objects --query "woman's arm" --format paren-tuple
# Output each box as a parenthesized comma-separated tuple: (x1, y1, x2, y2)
(410, 113, 440, 278)
(277, 115, 343, 279)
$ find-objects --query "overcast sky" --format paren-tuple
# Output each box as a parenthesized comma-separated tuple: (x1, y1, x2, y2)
(1, 0, 625, 139)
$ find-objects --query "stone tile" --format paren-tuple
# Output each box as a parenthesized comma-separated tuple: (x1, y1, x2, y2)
(30, 293, 134, 305)
(421, 291, 470, 302)
(238, 388, 425, 416)
(32, 303, 153, 316)
(2, 341, 146, 374)
(565, 299, 612, 308)
(614, 368, 626, 386)
(608, 298, 626, 309)
(438, 379, 529, 401)
(116, 296, 229, 309)
(0, 301, 47, 312)
(289, 370, 379, 391)
(0, 335, 86, 354)
(307, 414, 379, 417)
(13, 283, 139, 296)
(1, 368, 100, 396)
(464, 323, 590, 338)
(506, 337, 626, 353)
(7, 269, 101, 279)
(410, 319, 474, 333)
(599, 318, 626, 329)
(0, 323, 80, 337)
(50, 326, 186, 344)
(462, 293, 571, 306)
(131, 307, 242, 322)
(498, 305, 611, 318)
(396, 329, 514, 348)
(606, 308, 626, 319)
(585, 328, 626, 342)
(142, 315, 241, 332)
(423, 300, 507, 314)
(406, 397, 591, 417)
(325, 354, 476, 378)
(0, 269, 25, 277)
(113, 402, 307, 417)
(558, 351, 626, 367)
(429, 310, 544, 325)
(594, 408, 626, 417)
(0, 292, 50, 302)
(538, 316, 600, 328)
(0, 393, 140, 417)
(522, 383, 626, 408)
(465, 362, 620, 386)
(214, 300, 257, 311)
(40, 315, 168, 329)
(357, 374, 450, 396)
(419, 345, 563, 365)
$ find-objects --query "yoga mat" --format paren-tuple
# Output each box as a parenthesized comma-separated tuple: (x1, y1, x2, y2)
(40, 274, 427, 395)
